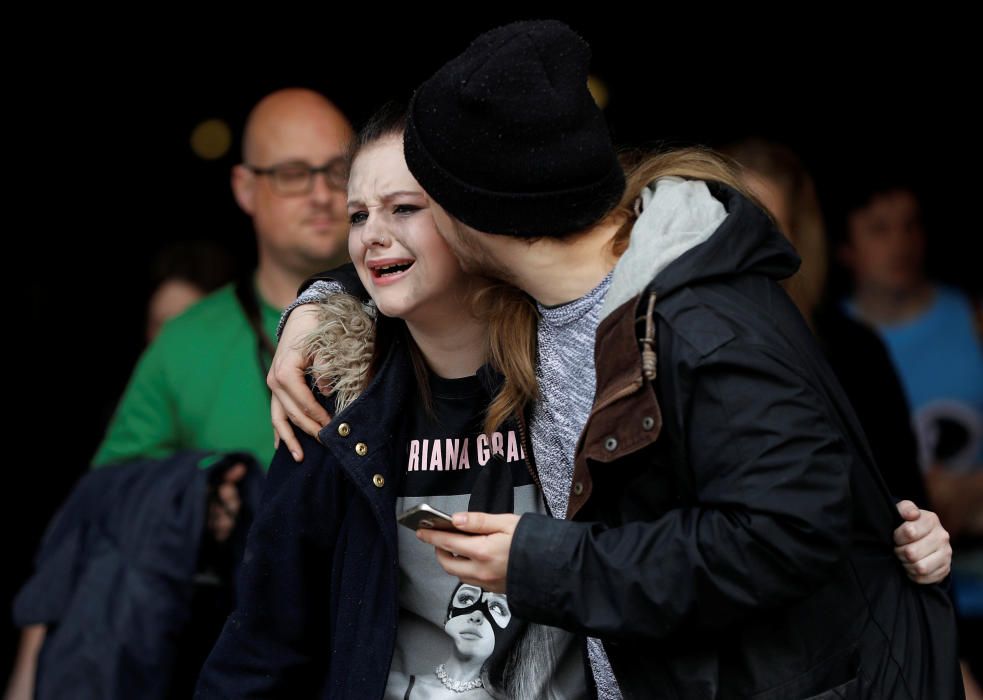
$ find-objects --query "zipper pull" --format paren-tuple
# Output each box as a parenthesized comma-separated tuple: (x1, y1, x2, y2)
(640, 291, 658, 381)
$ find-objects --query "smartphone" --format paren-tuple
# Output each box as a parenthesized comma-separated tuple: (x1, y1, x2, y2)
(397, 503, 470, 535)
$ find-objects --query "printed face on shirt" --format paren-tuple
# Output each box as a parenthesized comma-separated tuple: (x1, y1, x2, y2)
(843, 188, 926, 295)
(444, 583, 510, 659)
(347, 135, 474, 326)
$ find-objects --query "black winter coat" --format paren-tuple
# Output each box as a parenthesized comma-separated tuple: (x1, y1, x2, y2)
(506, 181, 962, 699)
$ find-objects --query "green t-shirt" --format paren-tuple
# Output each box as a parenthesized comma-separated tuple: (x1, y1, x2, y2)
(91, 277, 282, 471)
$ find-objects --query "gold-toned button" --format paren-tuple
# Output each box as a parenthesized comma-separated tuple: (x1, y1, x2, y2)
(355, 442, 368, 457)
(372, 474, 385, 488)
(572, 481, 584, 496)
(337, 422, 351, 437)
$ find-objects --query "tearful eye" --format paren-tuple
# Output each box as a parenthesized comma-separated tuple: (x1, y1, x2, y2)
(349, 211, 367, 225)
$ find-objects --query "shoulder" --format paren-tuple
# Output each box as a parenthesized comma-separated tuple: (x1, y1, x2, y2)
(655, 279, 816, 382)
(145, 284, 248, 367)
(259, 430, 345, 523)
(154, 283, 244, 342)
(654, 287, 736, 360)
(934, 284, 977, 317)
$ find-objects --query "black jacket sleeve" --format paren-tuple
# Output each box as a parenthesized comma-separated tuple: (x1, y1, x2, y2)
(296, 263, 369, 302)
(506, 339, 854, 642)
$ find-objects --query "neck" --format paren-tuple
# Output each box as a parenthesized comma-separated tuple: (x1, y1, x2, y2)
(443, 655, 484, 683)
(507, 218, 622, 306)
(255, 255, 346, 310)
(405, 310, 487, 379)
(853, 281, 934, 326)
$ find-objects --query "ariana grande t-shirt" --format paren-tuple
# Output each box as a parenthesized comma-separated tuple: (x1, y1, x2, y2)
(384, 370, 586, 700)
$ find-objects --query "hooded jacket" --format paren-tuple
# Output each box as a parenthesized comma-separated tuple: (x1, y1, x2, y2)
(504, 178, 962, 699)
(200, 183, 961, 699)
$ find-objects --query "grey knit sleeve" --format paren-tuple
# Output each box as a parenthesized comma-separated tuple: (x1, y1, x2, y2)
(276, 280, 344, 341)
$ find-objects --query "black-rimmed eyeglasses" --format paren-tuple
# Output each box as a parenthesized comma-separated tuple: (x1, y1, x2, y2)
(246, 156, 348, 195)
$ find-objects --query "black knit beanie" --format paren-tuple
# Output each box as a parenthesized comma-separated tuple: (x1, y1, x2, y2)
(403, 19, 625, 237)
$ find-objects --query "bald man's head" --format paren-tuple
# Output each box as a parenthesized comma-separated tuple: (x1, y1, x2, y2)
(232, 88, 355, 279)
(241, 88, 353, 165)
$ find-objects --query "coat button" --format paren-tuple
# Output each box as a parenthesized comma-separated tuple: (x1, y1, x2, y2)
(604, 437, 618, 452)
(337, 422, 351, 437)
(642, 416, 655, 431)
(372, 474, 385, 488)
(572, 481, 584, 496)
(355, 442, 368, 457)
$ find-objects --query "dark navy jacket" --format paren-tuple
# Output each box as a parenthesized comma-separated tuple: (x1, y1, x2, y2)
(196, 333, 418, 699)
(14, 450, 264, 700)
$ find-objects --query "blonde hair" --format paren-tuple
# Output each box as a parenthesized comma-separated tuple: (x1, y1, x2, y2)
(608, 145, 768, 257)
(719, 137, 829, 319)
(472, 282, 539, 436)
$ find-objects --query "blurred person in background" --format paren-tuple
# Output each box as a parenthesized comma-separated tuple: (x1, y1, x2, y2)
(840, 177, 983, 693)
(5, 87, 354, 700)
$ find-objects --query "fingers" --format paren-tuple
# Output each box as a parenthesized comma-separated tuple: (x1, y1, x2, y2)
(894, 512, 952, 584)
(268, 306, 332, 432)
(224, 463, 247, 483)
(450, 512, 520, 535)
(434, 545, 480, 579)
(893, 508, 940, 546)
(419, 525, 511, 593)
(418, 530, 484, 560)
(895, 499, 920, 521)
(268, 364, 331, 439)
(272, 394, 305, 462)
(207, 476, 244, 543)
(218, 482, 241, 512)
(899, 548, 952, 584)
(895, 530, 944, 568)
(208, 499, 237, 542)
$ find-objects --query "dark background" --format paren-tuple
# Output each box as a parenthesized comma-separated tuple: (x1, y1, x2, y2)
(8, 15, 977, 681)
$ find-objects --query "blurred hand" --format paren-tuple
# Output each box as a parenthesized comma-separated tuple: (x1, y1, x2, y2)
(268, 304, 332, 462)
(207, 463, 247, 542)
(4, 625, 45, 700)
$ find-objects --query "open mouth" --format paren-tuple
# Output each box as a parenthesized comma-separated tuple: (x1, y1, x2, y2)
(368, 259, 415, 278)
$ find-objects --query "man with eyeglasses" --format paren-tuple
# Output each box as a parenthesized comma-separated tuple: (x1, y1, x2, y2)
(5, 88, 354, 700)
(91, 87, 353, 474)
